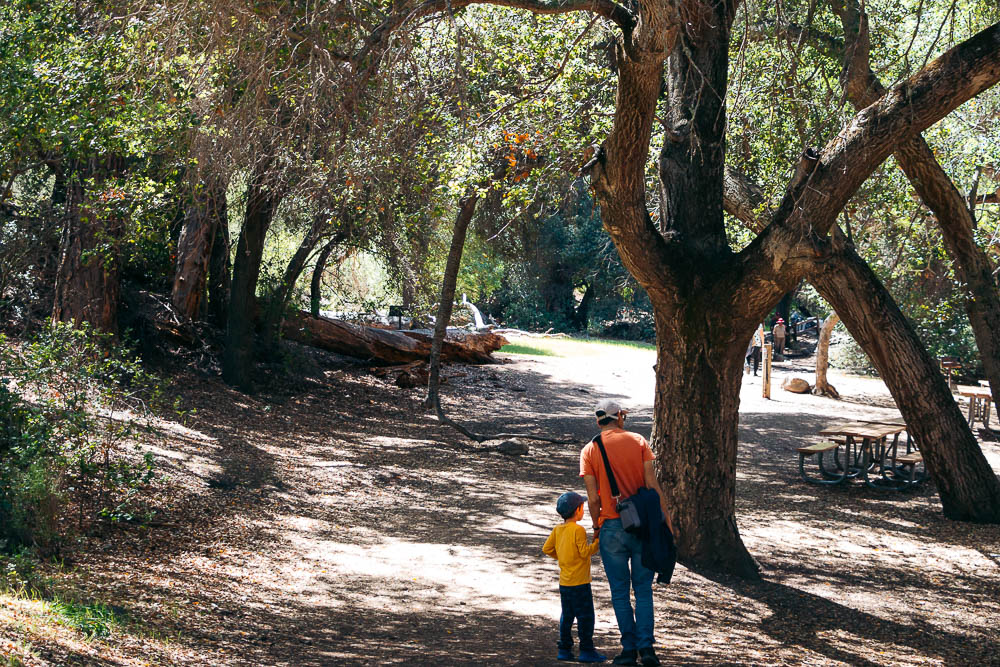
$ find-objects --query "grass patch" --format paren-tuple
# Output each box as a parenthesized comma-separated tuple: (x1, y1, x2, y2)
(49, 600, 125, 638)
(571, 337, 655, 351)
(501, 343, 559, 356)
(502, 335, 655, 358)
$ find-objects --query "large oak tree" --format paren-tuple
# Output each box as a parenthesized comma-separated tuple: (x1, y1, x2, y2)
(325, 0, 1000, 577)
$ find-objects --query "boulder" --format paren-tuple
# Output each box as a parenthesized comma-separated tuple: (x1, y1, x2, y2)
(782, 377, 812, 394)
(496, 440, 529, 456)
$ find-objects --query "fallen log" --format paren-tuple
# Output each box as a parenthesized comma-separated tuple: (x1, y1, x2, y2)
(283, 312, 508, 364)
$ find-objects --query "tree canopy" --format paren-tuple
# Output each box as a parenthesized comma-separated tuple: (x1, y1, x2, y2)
(1, 0, 999, 578)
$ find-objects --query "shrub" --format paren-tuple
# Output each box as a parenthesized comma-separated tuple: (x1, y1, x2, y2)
(0, 323, 161, 554)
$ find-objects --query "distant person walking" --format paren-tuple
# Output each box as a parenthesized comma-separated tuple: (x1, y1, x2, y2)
(581, 400, 674, 666)
(745, 323, 764, 376)
(772, 318, 786, 355)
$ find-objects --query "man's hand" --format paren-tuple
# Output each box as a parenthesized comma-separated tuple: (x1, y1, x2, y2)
(584, 474, 601, 534)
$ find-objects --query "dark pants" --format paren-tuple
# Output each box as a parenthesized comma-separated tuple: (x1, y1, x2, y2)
(746, 346, 761, 374)
(558, 583, 595, 651)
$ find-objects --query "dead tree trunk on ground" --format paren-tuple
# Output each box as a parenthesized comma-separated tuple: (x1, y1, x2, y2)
(282, 312, 506, 363)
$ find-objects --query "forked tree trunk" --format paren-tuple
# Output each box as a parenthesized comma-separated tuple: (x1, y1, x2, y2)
(262, 224, 344, 349)
(310, 238, 339, 318)
(52, 167, 122, 334)
(424, 192, 478, 409)
(596, 16, 1000, 577)
(813, 313, 840, 398)
(207, 211, 231, 327)
(810, 245, 1000, 521)
(222, 170, 281, 391)
(171, 180, 227, 321)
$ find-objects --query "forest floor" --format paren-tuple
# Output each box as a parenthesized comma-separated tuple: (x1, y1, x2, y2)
(3, 333, 1000, 666)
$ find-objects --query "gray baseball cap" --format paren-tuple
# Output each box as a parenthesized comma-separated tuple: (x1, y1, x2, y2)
(595, 398, 627, 419)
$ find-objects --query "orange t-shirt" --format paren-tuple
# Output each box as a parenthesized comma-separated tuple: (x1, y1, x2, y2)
(579, 428, 654, 525)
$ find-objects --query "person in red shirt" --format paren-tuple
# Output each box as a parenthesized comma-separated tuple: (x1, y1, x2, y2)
(581, 399, 671, 667)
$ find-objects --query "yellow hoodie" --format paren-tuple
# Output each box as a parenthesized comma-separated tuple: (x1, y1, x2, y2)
(543, 522, 600, 586)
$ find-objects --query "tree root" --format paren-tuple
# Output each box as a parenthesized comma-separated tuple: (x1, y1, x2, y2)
(811, 383, 841, 399)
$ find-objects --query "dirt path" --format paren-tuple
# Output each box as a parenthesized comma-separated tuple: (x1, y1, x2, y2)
(6, 339, 1000, 665)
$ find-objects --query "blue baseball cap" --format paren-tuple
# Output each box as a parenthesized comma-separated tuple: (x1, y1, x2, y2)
(556, 492, 586, 519)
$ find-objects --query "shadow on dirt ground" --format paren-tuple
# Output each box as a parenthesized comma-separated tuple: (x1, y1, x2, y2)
(19, 340, 1000, 666)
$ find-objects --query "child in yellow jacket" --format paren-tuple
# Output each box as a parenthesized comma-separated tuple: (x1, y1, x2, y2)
(543, 492, 606, 663)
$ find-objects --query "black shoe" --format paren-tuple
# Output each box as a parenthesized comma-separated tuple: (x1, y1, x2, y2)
(639, 647, 660, 666)
(612, 650, 638, 666)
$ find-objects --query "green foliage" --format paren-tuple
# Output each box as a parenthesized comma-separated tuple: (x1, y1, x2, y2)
(0, 550, 48, 598)
(0, 323, 160, 554)
(50, 599, 124, 638)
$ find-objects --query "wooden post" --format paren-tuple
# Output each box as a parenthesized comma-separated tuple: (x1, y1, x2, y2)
(763, 343, 772, 399)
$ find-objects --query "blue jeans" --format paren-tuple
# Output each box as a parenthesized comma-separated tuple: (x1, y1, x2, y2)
(599, 518, 654, 651)
(558, 583, 595, 650)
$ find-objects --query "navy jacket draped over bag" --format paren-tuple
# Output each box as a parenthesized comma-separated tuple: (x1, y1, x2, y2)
(632, 487, 677, 584)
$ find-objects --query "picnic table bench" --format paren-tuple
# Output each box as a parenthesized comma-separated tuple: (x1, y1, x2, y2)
(957, 385, 993, 430)
(798, 420, 925, 490)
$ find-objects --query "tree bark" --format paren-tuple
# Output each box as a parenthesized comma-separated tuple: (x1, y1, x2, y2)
(809, 244, 1000, 521)
(222, 168, 281, 391)
(51, 165, 121, 334)
(813, 313, 840, 398)
(310, 238, 339, 318)
(651, 306, 761, 577)
(424, 192, 478, 409)
(171, 179, 227, 321)
(830, 0, 1000, 426)
(207, 208, 231, 328)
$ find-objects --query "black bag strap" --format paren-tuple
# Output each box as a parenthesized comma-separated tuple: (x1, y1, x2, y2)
(593, 434, 622, 499)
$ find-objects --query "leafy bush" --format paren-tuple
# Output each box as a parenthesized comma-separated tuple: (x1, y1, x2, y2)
(0, 323, 161, 554)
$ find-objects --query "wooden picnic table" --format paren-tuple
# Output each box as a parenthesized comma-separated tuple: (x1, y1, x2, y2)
(957, 385, 993, 429)
(800, 421, 922, 489)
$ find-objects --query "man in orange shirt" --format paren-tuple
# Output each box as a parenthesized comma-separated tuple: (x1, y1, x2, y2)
(581, 399, 671, 667)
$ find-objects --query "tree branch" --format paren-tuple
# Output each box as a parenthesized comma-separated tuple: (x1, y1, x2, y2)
(351, 0, 634, 87)
(722, 165, 770, 232)
(766, 20, 1000, 251)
